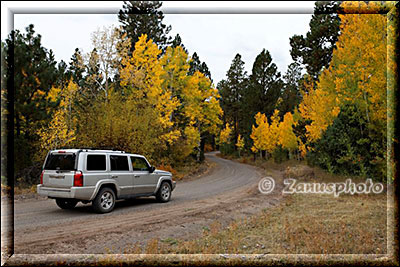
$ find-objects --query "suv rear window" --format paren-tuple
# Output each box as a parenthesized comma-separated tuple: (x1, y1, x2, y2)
(110, 155, 129, 171)
(44, 153, 76, 170)
(87, 155, 106, 171)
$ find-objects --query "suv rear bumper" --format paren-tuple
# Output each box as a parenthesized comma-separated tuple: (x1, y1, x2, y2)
(37, 184, 95, 200)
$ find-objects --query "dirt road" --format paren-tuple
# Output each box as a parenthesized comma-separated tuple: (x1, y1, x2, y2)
(5, 152, 284, 254)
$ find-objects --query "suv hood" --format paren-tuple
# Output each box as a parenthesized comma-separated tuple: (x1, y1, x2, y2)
(154, 170, 172, 176)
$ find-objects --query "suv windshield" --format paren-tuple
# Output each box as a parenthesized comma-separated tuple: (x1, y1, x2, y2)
(44, 153, 76, 170)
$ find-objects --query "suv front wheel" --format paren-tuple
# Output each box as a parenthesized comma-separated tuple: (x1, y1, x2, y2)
(92, 187, 116, 213)
(156, 182, 171, 202)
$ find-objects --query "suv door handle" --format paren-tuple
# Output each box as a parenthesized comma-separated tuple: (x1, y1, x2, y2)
(134, 175, 140, 178)
(112, 175, 118, 179)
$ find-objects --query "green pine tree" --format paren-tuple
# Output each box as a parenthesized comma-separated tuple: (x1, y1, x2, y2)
(218, 54, 247, 146)
(289, 1, 342, 80)
(188, 52, 212, 82)
(118, 1, 172, 52)
(5, 24, 59, 173)
(278, 62, 303, 116)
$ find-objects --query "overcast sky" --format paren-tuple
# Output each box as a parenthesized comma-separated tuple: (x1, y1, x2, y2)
(2, 1, 315, 85)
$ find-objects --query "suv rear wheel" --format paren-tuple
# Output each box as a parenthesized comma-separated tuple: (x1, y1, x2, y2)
(156, 182, 171, 202)
(55, 198, 78, 209)
(92, 187, 116, 213)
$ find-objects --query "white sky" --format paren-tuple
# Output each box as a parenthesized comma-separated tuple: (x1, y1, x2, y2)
(1, 1, 315, 85)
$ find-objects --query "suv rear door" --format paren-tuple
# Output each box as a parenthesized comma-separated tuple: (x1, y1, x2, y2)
(84, 153, 109, 186)
(42, 152, 77, 188)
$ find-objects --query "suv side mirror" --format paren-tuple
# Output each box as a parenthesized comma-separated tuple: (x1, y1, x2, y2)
(149, 166, 156, 173)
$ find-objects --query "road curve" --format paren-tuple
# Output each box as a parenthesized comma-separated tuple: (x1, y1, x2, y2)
(5, 152, 267, 253)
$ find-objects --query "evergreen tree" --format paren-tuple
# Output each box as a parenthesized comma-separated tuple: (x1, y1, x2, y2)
(289, 1, 342, 80)
(5, 25, 58, 173)
(188, 52, 212, 81)
(118, 1, 172, 52)
(56, 60, 71, 89)
(278, 62, 303, 116)
(218, 54, 247, 145)
(171, 33, 188, 53)
(241, 49, 283, 145)
(68, 48, 85, 87)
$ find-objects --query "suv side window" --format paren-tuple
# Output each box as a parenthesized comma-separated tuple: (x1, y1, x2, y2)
(86, 154, 106, 171)
(110, 155, 129, 171)
(130, 156, 149, 171)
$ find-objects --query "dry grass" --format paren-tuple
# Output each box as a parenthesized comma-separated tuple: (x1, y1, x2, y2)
(132, 156, 388, 255)
(14, 184, 37, 195)
(162, 193, 387, 254)
(121, 192, 387, 255)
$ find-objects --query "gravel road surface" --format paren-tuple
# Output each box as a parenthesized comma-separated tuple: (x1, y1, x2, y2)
(2, 152, 283, 254)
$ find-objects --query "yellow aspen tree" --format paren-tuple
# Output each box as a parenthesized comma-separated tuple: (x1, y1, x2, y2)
(160, 45, 193, 157)
(267, 109, 281, 154)
(299, 1, 390, 146)
(160, 45, 190, 99)
(278, 112, 299, 157)
(236, 134, 245, 157)
(294, 1, 392, 171)
(37, 109, 76, 151)
(183, 71, 222, 161)
(332, 1, 389, 137)
(119, 34, 180, 149)
(219, 123, 232, 145)
(250, 112, 269, 158)
(298, 78, 340, 143)
(90, 26, 131, 96)
(37, 80, 79, 151)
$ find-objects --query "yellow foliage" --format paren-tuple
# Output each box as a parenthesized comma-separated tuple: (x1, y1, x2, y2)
(37, 80, 81, 151)
(37, 109, 75, 150)
(219, 123, 232, 144)
(250, 112, 269, 153)
(278, 112, 298, 151)
(46, 86, 61, 102)
(183, 71, 223, 135)
(235, 134, 244, 151)
(300, 1, 388, 144)
(184, 125, 200, 152)
(298, 78, 340, 142)
(119, 34, 181, 151)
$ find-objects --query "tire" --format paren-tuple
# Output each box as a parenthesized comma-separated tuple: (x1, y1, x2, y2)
(92, 187, 116, 213)
(55, 198, 78, 209)
(156, 182, 172, 203)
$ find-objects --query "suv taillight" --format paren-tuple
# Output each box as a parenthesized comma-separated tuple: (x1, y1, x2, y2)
(40, 170, 44, 184)
(74, 171, 83, 187)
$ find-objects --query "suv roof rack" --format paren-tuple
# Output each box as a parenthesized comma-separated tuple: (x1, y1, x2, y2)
(78, 147, 126, 153)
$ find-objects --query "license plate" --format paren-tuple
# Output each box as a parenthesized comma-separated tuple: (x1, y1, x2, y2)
(49, 175, 65, 179)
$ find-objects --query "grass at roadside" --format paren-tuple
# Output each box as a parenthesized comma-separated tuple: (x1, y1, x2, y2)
(126, 193, 386, 254)
(170, 193, 386, 254)
(124, 155, 387, 255)
(157, 158, 215, 181)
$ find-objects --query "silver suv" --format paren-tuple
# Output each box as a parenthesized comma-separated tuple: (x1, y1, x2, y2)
(37, 149, 176, 213)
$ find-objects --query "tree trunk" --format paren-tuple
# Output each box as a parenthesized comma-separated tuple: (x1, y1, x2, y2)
(196, 127, 201, 163)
